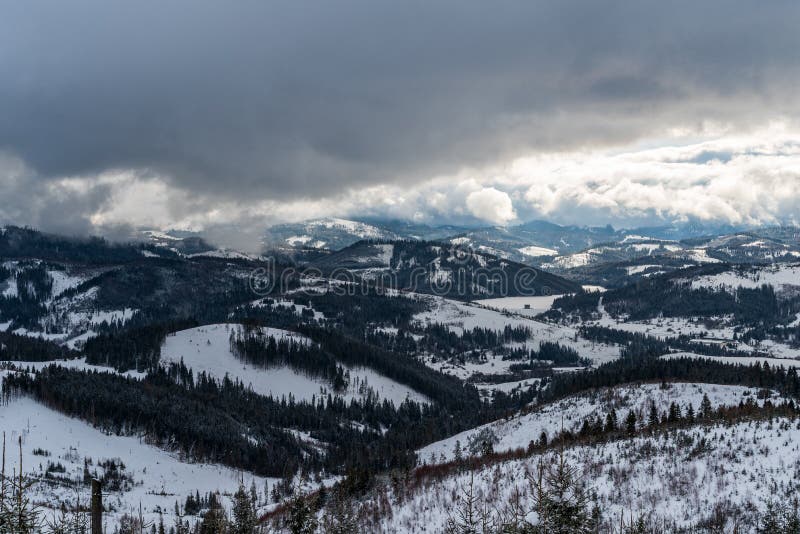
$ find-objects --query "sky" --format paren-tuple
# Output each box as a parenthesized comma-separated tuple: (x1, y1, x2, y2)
(1, 1, 800, 243)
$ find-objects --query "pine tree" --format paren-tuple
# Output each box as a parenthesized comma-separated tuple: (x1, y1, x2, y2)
(647, 402, 659, 428)
(231, 483, 257, 534)
(445, 473, 492, 534)
(700, 393, 713, 420)
(285, 494, 317, 534)
(667, 402, 681, 424)
(321, 489, 358, 534)
(199, 503, 228, 534)
(604, 409, 617, 433)
(785, 499, 800, 534)
(453, 440, 463, 464)
(529, 451, 596, 534)
(0, 437, 41, 534)
(625, 411, 637, 434)
(686, 404, 696, 425)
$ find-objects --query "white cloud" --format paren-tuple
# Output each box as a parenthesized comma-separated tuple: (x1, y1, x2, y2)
(465, 187, 517, 225)
(11, 123, 800, 246)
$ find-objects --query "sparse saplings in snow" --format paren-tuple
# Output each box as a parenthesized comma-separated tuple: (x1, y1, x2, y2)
(445, 452, 599, 534)
(0, 435, 42, 534)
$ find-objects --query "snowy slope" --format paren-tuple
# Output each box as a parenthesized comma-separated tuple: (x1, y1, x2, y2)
(160, 324, 429, 405)
(412, 295, 620, 367)
(688, 263, 800, 294)
(0, 395, 276, 528)
(518, 245, 558, 257)
(417, 382, 767, 464)
(382, 416, 800, 532)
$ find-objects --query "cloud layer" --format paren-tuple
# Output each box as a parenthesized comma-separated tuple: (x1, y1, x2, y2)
(1, 1, 799, 237)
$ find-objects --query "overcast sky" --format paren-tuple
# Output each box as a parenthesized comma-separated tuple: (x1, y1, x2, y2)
(1, 1, 799, 242)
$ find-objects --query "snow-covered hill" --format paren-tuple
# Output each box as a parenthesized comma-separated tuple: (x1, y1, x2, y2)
(413, 295, 620, 371)
(686, 263, 800, 295)
(161, 324, 430, 405)
(382, 416, 799, 532)
(264, 218, 399, 252)
(418, 382, 769, 463)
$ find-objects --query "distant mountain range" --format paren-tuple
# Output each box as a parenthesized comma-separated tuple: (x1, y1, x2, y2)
(120, 217, 800, 289)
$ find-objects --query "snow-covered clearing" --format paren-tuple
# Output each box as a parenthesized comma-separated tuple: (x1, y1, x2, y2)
(421, 353, 528, 382)
(626, 264, 660, 275)
(688, 263, 800, 294)
(475, 295, 560, 315)
(474, 377, 541, 396)
(518, 245, 557, 257)
(684, 247, 721, 263)
(417, 382, 767, 464)
(188, 249, 253, 260)
(588, 298, 800, 359)
(413, 296, 620, 367)
(249, 297, 326, 321)
(161, 324, 429, 405)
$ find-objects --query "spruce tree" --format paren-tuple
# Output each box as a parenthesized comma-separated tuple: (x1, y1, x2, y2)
(604, 409, 617, 433)
(625, 411, 637, 434)
(647, 402, 659, 428)
(700, 393, 713, 420)
(530, 451, 596, 534)
(231, 483, 257, 534)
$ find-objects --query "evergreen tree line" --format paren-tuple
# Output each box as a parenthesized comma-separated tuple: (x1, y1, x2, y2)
(230, 328, 348, 391)
(579, 325, 751, 358)
(0, 331, 78, 362)
(0, 362, 489, 478)
(540, 343, 800, 404)
(549, 269, 800, 328)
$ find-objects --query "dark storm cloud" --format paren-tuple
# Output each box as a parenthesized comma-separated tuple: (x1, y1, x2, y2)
(1, 0, 799, 208)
